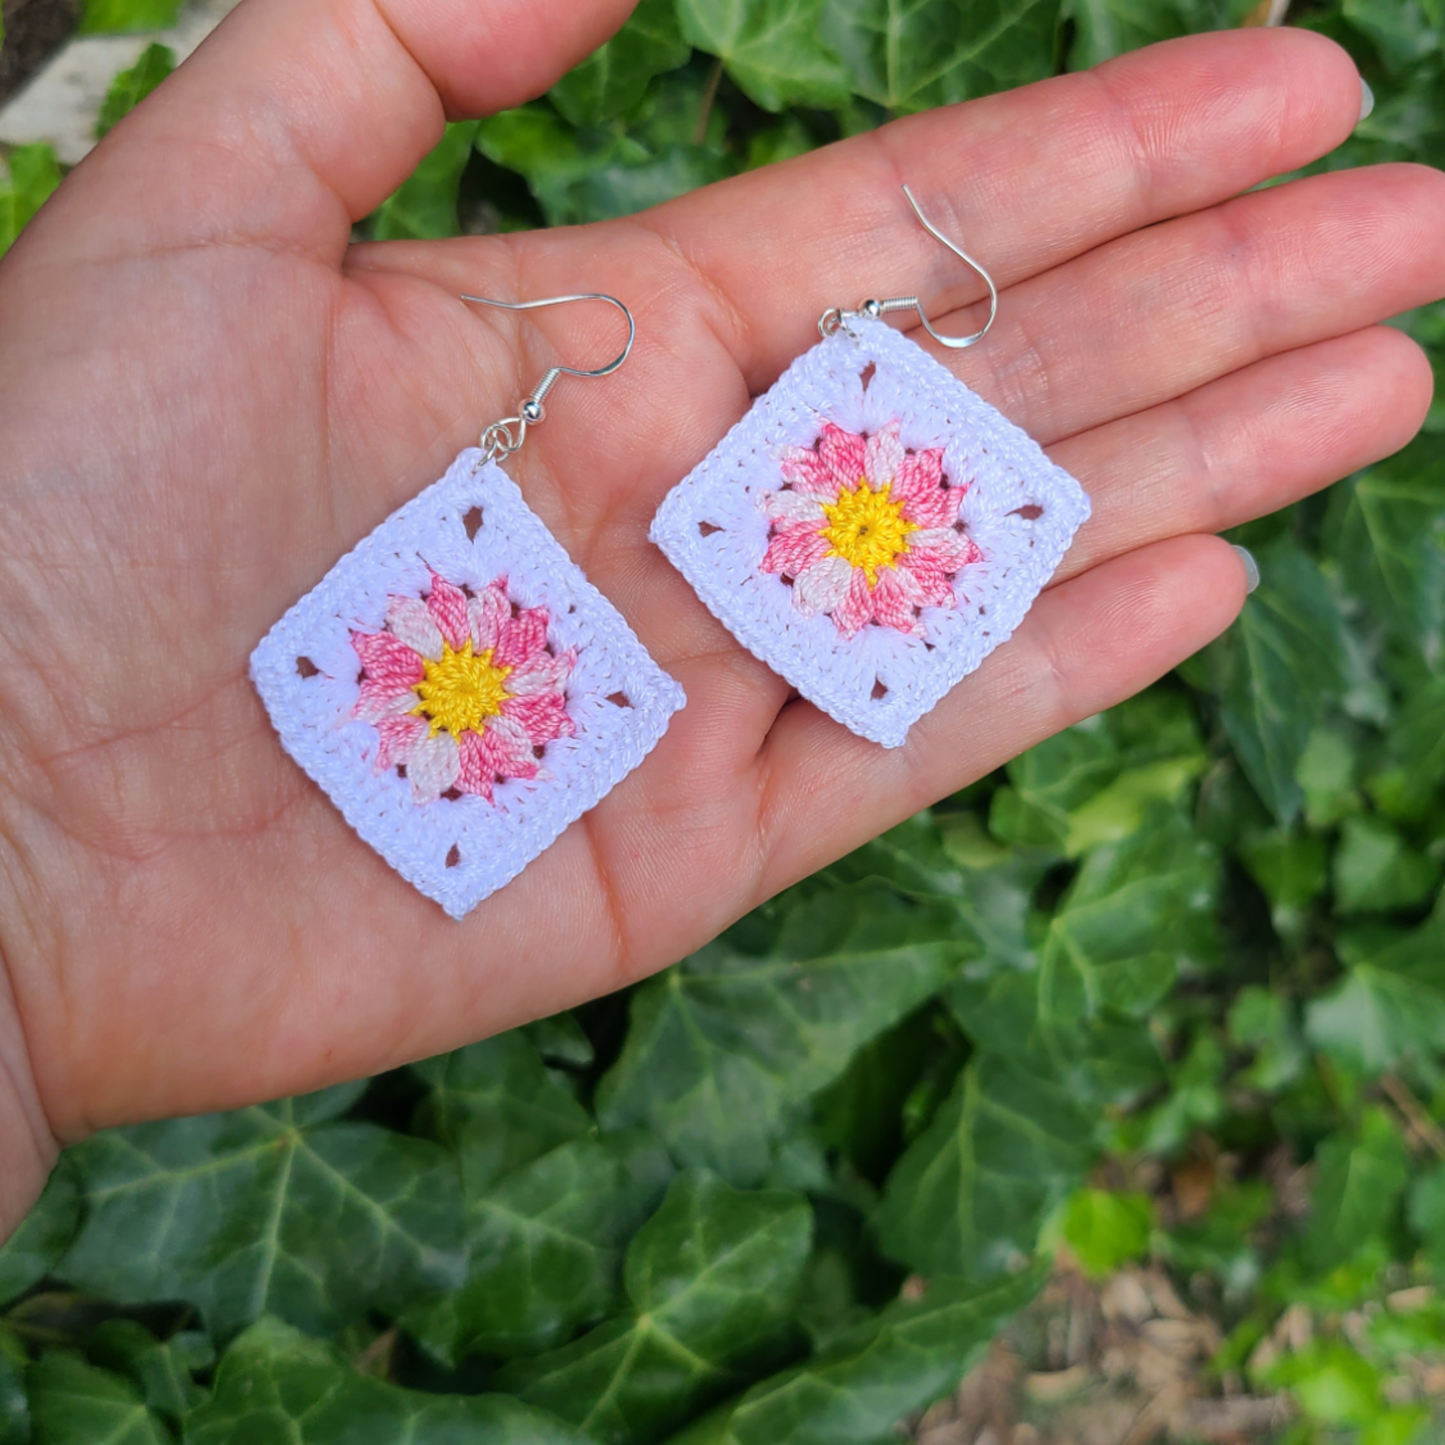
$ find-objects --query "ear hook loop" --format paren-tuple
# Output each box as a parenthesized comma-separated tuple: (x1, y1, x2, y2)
(818, 184, 998, 349)
(460, 292, 636, 466)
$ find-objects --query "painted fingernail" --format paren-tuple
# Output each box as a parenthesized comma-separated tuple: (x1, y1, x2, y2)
(1233, 544, 1260, 595)
(1359, 77, 1375, 124)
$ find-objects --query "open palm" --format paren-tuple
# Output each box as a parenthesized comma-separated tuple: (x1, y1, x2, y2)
(1, 0, 1442, 1229)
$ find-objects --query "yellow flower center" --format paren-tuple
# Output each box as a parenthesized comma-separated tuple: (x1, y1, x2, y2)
(819, 479, 917, 586)
(411, 640, 512, 739)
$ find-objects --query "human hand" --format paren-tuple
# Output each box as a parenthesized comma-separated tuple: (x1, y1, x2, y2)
(0, 0, 1441, 1234)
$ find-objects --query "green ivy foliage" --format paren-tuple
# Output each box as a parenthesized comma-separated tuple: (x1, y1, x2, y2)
(2, 0, 1445, 1441)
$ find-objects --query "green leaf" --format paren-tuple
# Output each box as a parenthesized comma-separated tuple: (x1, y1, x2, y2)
(85, 1323, 211, 1424)
(418, 1130, 674, 1364)
(371, 121, 479, 240)
(24, 1355, 168, 1445)
(57, 1085, 463, 1337)
(1328, 436, 1445, 672)
(875, 1055, 1095, 1279)
(1207, 541, 1347, 824)
(663, 1265, 1045, 1445)
(95, 42, 174, 139)
(0, 1330, 29, 1445)
(499, 1174, 813, 1445)
(823, 0, 1062, 113)
(596, 883, 964, 1184)
(0, 145, 63, 257)
(0, 1159, 80, 1306)
(1238, 827, 1329, 939)
(550, 0, 690, 125)
(78, 0, 181, 33)
(1228, 987, 1307, 1092)
(1407, 1162, 1445, 1279)
(1066, 0, 1233, 69)
(412, 1031, 590, 1194)
(1037, 805, 1217, 1032)
(1332, 814, 1440, 915)
(1343, 0, 1442, 73)
(187, 1316, 591, 1444)
(1392, 676, 1445, 790)
(1303, 1109, 1411, 1274)
(523, 1012, 595, 1068)
(1305, 915, 1445, 1075)
(1256, 1340, 1383, 1427)
(1059, 1189, 1154, 1278)
(677, 0, 850, 111)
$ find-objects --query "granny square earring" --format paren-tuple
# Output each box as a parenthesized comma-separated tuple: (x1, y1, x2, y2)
(650, 187, 1089, 749)
(251, 293, 685, 918)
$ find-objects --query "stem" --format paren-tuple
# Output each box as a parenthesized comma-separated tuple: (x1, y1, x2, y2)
(693, 58, 724, 147)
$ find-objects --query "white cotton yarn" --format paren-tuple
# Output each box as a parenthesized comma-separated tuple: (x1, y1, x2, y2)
(251, 452, 686, 919)
(650, 315, 1090, 748)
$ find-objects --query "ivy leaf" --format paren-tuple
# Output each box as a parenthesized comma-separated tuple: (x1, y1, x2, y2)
(1065, 0, 1233, 69)
(95, 42, 174, 139)
(78, 0, 181, 33)
(1059, 1189, 1155, 1278)
(187, 1316, 591, 1444)
(412, 1031, 590, 1194)
(86, 1322, 212, 1424)
(596, 883, 965, 1184)
(662, 1265, 1046, 1445)
(1037, 805, 1218, 1033)
(1328, 436, 1445, 672)
(550, 0, 690, 125)
(677, 0, 851, 111)
(875, 1055, 1095, 1279)
(1205, 540, 1347, 824)
(371, 121, 480, 240)
(57, 1084, 464, 1338)
(1304, 915, 1445, 1075)
(0, 1329, 29, 1445)
(0, 145, 63, 257)
(498, 1174, 813, 1444)
(1343, 0, 1442, 73)
(823, 0, 1061, 113)
(0, 1158, 81, 1306)
(1391, 676, 1445, 789)
(414, 1130, 675, 1364)
(1332, 814, 1440, 915)
(24, 1355, 169, 1445)
(1304, 1109, 1411, 1275)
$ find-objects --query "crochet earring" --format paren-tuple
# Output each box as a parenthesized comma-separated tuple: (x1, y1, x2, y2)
(650, 187, 1089, 749)
(251, 292, 685, 918)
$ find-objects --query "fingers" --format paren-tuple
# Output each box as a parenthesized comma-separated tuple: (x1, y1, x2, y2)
(651, 28, 1366, 390)
(938, 162, 1445, 445)
(756, 535, 1249, 891)
(46, 0, 637, 259)
(1052, 326, 1435, 583)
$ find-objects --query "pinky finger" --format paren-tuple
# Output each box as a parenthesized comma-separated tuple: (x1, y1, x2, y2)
(756, 534, 1251, 895)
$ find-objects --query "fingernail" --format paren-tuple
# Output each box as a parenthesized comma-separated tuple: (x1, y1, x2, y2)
(1233, 544, 1260, 595)
(1359, 77, 1375, 124)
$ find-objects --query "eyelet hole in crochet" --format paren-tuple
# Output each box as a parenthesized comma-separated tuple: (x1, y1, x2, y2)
(859, 362, 876, 390)
(871, 678, 888, 700)
(445, 844, 461, 868)
(296, 657, 319, 678)
(463, 507, 484, 540)
(698, 521, 724, 537)
(1010, 503, 1044, 521)
(606, 691, 632, 708)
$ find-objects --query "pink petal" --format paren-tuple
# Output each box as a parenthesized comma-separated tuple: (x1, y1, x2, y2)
(508, 646, 577, 697)
(897, 554, 957, 608)
(816, 423, 868, 491)
(909, 533, 984, 576)
(871, 568, 924, 636)
(469, 581, 510, 654)
(480, 714, 539, 782)
(864, 423, 904, 489)
(407, 729, 460, 804)
(385, 595, 443, 662)
(352, 630, 424, 686)
(456, 732, 494, 802)
(831, 566, 875, 640)
(779, 423, 867, 498)
(494, 606, 550, 669)
(375, 714, 427, 771)
(354, 675, 417, 724)
(791, 554, 853, 617)
(760, 490, 827, 526)
(762, 522, 829, 579)
(425, 573, 471, 651)
(502, 692, 575, 745)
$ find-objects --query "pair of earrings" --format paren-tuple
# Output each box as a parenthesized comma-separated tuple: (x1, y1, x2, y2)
(251, 188, 1090, 917)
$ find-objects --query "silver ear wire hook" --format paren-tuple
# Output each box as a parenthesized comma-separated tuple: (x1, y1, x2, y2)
(819, 185, 998, 350)
(461, 292, 636, 465)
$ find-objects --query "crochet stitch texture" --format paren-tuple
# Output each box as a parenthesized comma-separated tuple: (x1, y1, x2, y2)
(650, 315, 1090, 748)
(252, 452, 686, 918)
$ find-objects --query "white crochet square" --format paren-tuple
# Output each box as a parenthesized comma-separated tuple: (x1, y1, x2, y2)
(252, 451, 685, 918)
(650, 315, 1089, 748)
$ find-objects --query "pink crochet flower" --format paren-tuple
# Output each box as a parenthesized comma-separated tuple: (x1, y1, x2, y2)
(350, 573, 576, 805)
(759, 420, 983, 639)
